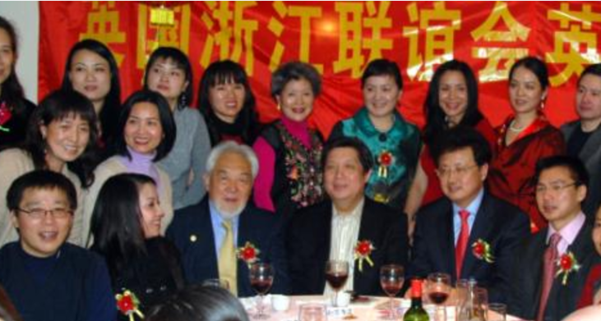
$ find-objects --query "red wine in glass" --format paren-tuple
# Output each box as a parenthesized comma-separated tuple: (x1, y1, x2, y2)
(381, 280, 403, 296)
(251, 279, 273, 295)
(325, 272, 349, 290)
(428, 291, 449, 304)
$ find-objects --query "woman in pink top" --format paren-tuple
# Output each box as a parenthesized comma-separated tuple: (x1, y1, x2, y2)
(253, 61, 324, 217)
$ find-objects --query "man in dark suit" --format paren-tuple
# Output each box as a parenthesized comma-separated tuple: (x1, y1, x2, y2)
(410, 127, 530, 303)
(167, 141, 288, 297)
(561, 63, 601, 219)
(287, 137, 409, 296)
(507, 156, 595, 321)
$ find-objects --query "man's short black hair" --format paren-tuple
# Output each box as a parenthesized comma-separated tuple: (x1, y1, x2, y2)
(534, 156, 589, 189)
(322, 137, 374, 172)
(7, 170, 78, 212)
(431, 126, 492, 167)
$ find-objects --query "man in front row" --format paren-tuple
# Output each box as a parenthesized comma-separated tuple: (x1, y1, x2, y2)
(508, 156, 595, 321)
(167, 141, 288, 297)
(0, 171, 115, 321)
(287, 137, 409, 295)
(410, 127, 530, 303)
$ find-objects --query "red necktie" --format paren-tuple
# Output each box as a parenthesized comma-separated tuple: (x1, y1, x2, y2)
(455, 209, 470, 278)
(536, 233, 561, 321)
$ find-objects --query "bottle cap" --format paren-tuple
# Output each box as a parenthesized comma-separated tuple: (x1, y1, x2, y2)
(411, 279, 422, 298)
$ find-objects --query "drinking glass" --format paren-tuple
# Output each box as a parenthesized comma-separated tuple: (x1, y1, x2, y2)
(488, 303, 507, 321)
(249, 262, 274, 319)
(201, 278, 230, 290)
(427, 273, 451, 321)
(298, 303, 327, 321)
(474, 287, 488, 321)
(325, 260, 349, 307)
(380, 264, 404, 320)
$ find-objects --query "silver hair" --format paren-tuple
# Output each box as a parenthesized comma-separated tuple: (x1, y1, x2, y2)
(206, 141, 259, 179)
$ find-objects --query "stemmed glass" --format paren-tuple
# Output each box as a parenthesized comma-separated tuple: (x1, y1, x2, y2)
(325, 260, 349, 307)
(427, 272, 452, 321)
(380, 264, 404, 320)
(249, 262, 274, 319)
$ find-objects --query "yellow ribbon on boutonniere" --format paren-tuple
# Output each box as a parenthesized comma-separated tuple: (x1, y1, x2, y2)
(116, 289, 144, 321)
(472, 239, 495, 263)
(354, 240, 375, 272)
(237, 241, 261, 268)
(556, 251, 581, 285)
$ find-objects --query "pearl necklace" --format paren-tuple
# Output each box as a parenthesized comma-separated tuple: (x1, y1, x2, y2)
(508, 120, 526, 133)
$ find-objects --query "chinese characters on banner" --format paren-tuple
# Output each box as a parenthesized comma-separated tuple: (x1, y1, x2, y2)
(38, 1, 601, 136)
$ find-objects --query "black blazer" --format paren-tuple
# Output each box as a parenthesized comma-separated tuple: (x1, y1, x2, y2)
(286, 197, 409, 295)
(166, 197, 289, 297)
(507, 221, 595, 321)
(409, 191, 530, 303)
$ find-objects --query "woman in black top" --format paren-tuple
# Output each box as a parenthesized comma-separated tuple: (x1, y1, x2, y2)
(198, 60, 261, 146)
(90, 173, 184, 319)
(0, 16, 36, 150)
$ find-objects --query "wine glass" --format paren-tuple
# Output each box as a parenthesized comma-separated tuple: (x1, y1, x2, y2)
(325, 260, 349, 307)
(427, 273, 452, 321)
(380, 264, 404, 320)
(249, 262, 274, 319)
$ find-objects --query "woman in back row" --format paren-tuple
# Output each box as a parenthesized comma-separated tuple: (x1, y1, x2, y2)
(487, 56, 565, 232)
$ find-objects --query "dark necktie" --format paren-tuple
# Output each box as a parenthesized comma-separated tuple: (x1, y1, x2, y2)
(536, 233, 561, 321)
(455, 209, 470, 278)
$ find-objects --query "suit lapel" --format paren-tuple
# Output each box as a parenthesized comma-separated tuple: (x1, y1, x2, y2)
(200, 199, 220, 278)
(355, 199, 378, 293)
(440, 201, 456, 279)
(316, 202, 334, 293)
(461, 194, 494, 278)
(236, 206, 253, 295)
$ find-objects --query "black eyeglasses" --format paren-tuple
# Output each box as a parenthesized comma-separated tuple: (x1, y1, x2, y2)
(16, 208, 73, 220)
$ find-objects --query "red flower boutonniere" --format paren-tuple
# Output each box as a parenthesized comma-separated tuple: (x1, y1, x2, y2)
(116, 290, 144, 321)
(0, 102, 12, 132)
(354, 240, 376, 272)
(472, 239, 495, 263)
(555, 251, 581, 285)
(377, 150, 394, 178)
(237, 241, 260, 267)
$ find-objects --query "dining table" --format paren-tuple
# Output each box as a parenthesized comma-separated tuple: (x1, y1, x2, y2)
(240, 295, 524, 321)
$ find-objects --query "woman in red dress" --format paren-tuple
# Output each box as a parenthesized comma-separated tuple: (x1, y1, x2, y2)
(488, 56, 565, 232)
(405, 60, 496, 233)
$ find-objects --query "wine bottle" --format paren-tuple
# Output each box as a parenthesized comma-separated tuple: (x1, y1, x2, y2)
(404, 279, 429, 321)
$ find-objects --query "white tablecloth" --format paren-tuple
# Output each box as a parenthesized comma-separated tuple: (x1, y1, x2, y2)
(240, 295, 523, 321)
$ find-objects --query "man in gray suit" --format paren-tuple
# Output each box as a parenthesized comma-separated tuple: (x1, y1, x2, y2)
(562, 63, 601, 218)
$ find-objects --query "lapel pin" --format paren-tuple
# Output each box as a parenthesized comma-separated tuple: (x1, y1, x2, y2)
(190, 234, 197, 242)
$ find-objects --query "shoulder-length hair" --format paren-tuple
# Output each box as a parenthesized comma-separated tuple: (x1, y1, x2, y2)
(423, 59, 483, 145)
(23, 89, 100, 187)
(197, 60, 259, 145)
(0, 16, 28, 121)
(90, 173, 155, 278)
(61, 39, 122, 147)
(113, 90, 176, 162)
(143, 46, 193, 110)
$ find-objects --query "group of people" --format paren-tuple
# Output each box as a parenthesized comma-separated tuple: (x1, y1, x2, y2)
(0, 14, 601, 321)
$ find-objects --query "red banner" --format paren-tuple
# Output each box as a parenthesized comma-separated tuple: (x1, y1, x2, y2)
(38, 2, 601, 137)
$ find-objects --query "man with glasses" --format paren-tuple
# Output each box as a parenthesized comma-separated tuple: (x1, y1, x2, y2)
(508, 156, 595, 321)
(0, 170, 116, 321)
(409, 127, 529, 303)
